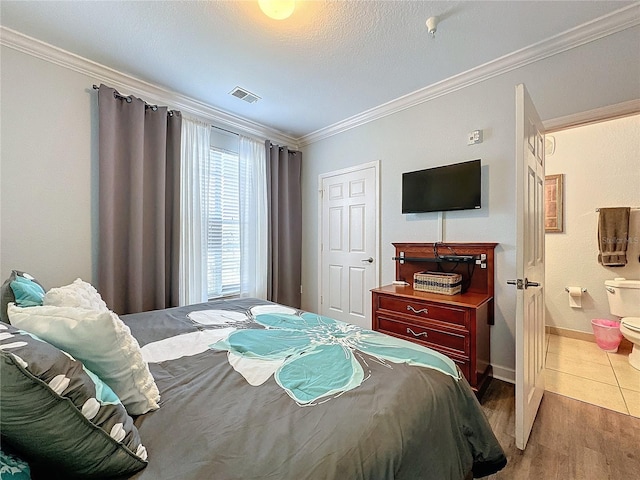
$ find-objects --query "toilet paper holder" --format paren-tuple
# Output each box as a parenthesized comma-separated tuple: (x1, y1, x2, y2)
(565, 287, 587, 293)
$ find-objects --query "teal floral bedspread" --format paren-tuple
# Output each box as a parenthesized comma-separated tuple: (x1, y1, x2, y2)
(0, 449, 30, 480)
(210, 308, 460, 405)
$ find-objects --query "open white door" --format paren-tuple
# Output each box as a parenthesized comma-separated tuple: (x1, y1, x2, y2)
(511, 84, 546, 450)
(319, 162, 379, 328)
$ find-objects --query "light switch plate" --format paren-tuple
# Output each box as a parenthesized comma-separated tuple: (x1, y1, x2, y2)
(467, 130, 483, 145)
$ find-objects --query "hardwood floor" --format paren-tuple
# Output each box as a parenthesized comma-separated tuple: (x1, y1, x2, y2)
(480, 379, 640, 479)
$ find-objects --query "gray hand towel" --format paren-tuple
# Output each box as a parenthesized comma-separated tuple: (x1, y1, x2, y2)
(597, 207, 630, 266)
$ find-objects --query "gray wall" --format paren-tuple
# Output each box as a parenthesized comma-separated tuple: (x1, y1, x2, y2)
(299, 26, 640, 380)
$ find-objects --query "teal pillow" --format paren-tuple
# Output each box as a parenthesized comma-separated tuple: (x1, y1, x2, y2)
(1, 271, 45, 324)
(0, 448, 31, 480)
(0, 323, 148, 478)
(9, 276, 44, 307)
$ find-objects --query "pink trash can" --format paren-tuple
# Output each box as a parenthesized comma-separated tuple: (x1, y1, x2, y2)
(591, 319, 622, 352)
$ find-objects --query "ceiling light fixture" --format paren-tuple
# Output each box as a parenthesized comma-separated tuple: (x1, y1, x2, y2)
(258, 0, 295, 20)
(426, 16, 438, 38)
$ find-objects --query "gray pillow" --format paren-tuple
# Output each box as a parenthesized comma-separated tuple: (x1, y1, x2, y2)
(0, 322, 148, 478)
(1, 271, 45, 323)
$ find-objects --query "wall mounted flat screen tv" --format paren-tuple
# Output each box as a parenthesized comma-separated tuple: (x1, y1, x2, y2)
(402, 159, 481, 214)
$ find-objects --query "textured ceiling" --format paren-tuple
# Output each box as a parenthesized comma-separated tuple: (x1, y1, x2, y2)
(0, 1, 633, 138)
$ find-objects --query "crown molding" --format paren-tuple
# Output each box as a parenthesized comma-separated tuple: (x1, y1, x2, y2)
(2, 2, 638, 150)
(0, 26, 298, 148)
(298, 3, 640, 147)
(543, 98, 640, 132)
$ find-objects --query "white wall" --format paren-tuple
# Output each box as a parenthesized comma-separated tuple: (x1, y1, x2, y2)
(300, 27, 640, 380)
(1, 47, 98, 288)
(546, 114, 640, 334)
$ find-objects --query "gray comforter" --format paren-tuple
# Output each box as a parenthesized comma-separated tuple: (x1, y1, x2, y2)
(122, 298, 506, 480)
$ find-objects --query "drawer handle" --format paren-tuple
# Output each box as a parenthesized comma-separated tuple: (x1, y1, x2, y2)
(407, 305, 428, 315)
(407, 327, 428, 338)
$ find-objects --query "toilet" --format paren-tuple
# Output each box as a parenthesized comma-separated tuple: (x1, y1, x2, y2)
(605, 278, 640, 370)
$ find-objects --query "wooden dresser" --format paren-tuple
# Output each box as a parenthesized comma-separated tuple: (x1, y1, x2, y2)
(372, 242, 497, 398)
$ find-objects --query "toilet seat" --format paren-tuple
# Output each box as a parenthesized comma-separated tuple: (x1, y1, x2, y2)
(621, 317, 640, 333)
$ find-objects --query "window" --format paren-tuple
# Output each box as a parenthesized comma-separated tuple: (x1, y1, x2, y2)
(204, 148, 240, 298)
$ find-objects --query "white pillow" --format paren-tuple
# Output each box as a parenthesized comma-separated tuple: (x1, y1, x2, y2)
(44, 278, 108, 312)
(8, 303, 160, 415)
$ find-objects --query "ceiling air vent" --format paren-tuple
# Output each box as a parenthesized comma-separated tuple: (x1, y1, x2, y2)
(229, 86, 261, 104)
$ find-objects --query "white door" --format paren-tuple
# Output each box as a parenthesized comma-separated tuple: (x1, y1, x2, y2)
(319, 162, 379, 328)
(512, 84, 546, 450)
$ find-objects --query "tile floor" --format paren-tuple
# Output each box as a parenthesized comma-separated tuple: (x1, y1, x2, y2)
(545, 334, 640, 418)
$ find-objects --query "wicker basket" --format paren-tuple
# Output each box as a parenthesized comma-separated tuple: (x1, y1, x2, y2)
(413, 271, 462, 295)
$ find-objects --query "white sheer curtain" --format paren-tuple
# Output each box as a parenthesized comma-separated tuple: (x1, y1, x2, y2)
(178, 116, 210, 305)
(239, 135, 268, 298)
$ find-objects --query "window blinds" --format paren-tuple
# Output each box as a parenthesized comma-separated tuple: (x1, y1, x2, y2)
(204, 148, 241, 298)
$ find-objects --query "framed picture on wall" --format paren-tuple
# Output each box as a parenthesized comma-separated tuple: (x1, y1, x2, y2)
(545, 174, 564, 233)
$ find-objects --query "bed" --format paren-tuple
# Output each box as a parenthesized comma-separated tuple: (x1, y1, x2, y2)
(121, 298, 506, 480)
(1, 275, 506, 480)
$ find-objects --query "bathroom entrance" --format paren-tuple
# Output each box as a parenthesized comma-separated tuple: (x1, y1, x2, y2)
(542, 106, 640, 416)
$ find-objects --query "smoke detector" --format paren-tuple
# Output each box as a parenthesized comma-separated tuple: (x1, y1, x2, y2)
(229, 87, 261, 104)
(426, 16, 438, 38)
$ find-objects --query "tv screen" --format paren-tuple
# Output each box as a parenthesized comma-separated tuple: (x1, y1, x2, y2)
(402, 159, 481, 214)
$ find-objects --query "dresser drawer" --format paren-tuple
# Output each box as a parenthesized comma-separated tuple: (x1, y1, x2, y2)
(377, 295, 468, 328)
(377, 315, 469, 357)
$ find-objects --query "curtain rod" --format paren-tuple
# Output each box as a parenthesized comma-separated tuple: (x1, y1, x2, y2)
(93, 84, 131, 103)
(92, 84, 175, 114)
(93, 85, 292, 144)
(595, 207, 640, 212)
(211, 125, 239, 136)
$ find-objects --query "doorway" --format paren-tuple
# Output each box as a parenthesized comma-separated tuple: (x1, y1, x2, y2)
(543, 111, 640, 416)
(318, 161, 380, 329)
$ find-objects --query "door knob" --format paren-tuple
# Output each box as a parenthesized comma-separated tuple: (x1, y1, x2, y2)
(507, 278, 540, 289)
(361, 257, 374, 264)
(507, 279, 523, 289)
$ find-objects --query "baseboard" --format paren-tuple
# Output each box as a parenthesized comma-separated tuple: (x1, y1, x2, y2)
(546, 325, 595, 342)
(546, 325, 633, 349)
(492, 325, 632, 387)
(545, 325, 633, 349)
(491, 364, 515, 384)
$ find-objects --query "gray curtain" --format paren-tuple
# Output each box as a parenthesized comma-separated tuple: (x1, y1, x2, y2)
(265, 141, 302, 308)
(98, 84, 182, 314)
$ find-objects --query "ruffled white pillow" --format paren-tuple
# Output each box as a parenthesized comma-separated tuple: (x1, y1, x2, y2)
(8, 302, 160, 415)
(44, 278, 108, 312)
